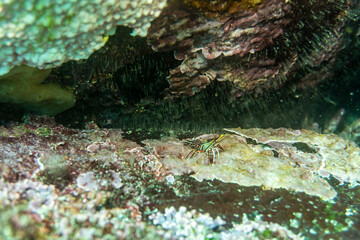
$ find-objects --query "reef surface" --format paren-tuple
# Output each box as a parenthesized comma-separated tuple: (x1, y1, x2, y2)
(1, 116, 360, 239)
(148, 0, 353, 98)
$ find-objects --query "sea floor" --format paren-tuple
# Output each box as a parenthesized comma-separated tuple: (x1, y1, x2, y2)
(1, 116, 360, 239)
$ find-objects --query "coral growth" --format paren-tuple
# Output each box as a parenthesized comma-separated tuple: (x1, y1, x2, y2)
(150, 206, 301, 239)
(0, 0, 168, 115)
(0, 0, 167, 76)
(144, 128, 360, 200)
(183, 0, 266, 16)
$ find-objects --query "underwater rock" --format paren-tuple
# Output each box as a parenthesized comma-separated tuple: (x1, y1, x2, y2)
(144, 127, 360, 200)
(0, 118, 359, 238)
(220, 214, 301, 240)
(224, 128, 360, 184)
(147, 0, 353, 97)
(0, 178, 156, 239)
(0, 65, 75, 116)
(150, 206, 301, 239)
(1, 119, 359, 201)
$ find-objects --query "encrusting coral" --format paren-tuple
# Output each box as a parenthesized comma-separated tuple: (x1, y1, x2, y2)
(144, 128, 360, 200)
(0, 0, 167, 76)
(183, 0, 266, 16)
(0, 0, 167, 114)
(147, 0, 353, 98)
(0, 65, 75, 116)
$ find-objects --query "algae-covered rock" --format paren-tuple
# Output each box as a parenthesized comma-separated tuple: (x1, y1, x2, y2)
(144, 128, 360, 200)
(225, 128, 360, 185)
(148, 0, 352, 98)
(0, 118, 359, 239)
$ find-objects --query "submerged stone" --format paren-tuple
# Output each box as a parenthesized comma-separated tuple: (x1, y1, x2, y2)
(144, 128, 360, 200)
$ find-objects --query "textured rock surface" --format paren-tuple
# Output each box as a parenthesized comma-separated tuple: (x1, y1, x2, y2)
(0, 117, 359, 239)
(148, 0, 352, 97)
(0, 0, 167, 75)
(225, 128, 360, 185)
(144, 128, 360, 200)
